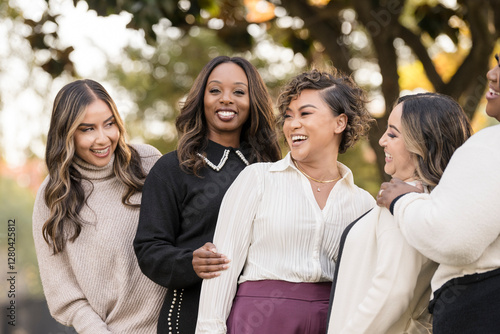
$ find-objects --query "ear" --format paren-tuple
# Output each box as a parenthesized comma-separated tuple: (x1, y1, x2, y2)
(334, 114, 348, 134)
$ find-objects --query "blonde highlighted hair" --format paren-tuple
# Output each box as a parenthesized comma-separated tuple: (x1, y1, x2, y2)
(43, 79, 146, 254)
(397, 92, 472, 190)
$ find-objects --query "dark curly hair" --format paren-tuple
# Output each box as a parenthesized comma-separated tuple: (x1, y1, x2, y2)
(276, 68, 374, 154)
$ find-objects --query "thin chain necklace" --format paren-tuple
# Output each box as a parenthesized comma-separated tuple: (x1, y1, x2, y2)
(292, 158, 341, 192)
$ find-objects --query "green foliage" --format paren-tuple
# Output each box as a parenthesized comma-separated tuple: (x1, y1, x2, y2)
(0, 176, 43, 298)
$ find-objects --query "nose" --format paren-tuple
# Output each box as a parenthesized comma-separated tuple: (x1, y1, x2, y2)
(289, 116, 302, 129)
(379, 132, 387, 147)
(220, 91, 233, 104)
(94, 128, 109, 145)
(487, 66, 499, 84)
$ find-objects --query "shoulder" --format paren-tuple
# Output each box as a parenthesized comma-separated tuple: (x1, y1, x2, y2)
(338, 162, 376, 204)
(130, 143, 162, 174)
(143, 150, 184, 187)
(245, 161, 275, 172)
(466, 124, 500, 146)
(33, 175, 51, 228)
(447, 124, 500, 167)
(132, 143, 162, 158)
(150, 150, 180, 172)
(228, 162, 274, 186)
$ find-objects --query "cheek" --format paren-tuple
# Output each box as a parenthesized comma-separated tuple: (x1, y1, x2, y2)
(110, 129, 120, 145)
(73, 134, 88, 151)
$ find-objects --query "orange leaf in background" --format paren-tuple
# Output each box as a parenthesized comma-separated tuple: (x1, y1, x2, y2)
(398, 61, 434, 92)
(244, 0, 275, 23)
(308, 0, 331, 6)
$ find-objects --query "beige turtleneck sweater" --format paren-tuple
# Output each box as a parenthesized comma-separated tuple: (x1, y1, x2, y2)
(33, 144, 166, 334)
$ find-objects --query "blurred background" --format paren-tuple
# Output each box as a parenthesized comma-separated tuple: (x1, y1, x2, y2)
(1, 0, 499, 332)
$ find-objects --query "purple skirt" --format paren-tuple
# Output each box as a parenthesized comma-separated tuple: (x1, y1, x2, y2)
(227, 280, 332, 334)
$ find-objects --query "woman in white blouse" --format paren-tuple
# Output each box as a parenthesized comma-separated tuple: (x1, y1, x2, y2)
(195, 69, 375, 334)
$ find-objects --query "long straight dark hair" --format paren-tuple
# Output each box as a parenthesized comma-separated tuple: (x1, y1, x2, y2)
(175, 56, 281, 175)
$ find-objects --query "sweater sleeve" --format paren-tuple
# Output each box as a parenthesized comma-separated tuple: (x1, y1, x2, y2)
(338, 209, 427, 334)
(134, 160, 201, 288)
(32, 182, 112, 334)
(196, 166, 263, 334)
(394, 129, 500, 266)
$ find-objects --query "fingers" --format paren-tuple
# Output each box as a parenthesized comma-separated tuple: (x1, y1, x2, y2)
(200, 242, 217, 253)
(193, 243, 231, 279)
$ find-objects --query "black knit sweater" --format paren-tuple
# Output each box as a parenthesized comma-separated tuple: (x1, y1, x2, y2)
(134, 140, 250, 334)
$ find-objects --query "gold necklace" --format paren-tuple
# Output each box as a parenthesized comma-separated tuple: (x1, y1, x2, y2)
(293, 159, 341, 192)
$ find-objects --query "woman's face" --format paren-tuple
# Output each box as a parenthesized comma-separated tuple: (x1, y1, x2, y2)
(486, 55, 500, 122)
(379, 103, 416, 181)
(203, 62, 250, 146)
(73, 99, 119, 167)
(283, 89, 346, 163)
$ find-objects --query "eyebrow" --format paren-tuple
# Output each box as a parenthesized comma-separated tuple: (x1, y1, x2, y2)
(286, 104, 319, 112)
(208, 80, 248, 87)
(389, 124, 401, 133)
(78, 115, 114, 127)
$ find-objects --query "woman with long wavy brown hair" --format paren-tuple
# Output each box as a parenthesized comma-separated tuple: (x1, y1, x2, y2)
(33, 79, 166, 333)
(133, 56, 281, 334)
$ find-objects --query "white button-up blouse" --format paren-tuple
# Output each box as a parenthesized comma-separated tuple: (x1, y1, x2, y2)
(196, 153, 375, 333)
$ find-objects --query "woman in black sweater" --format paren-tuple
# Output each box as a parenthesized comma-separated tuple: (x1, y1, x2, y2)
(134, 56, 281, 334)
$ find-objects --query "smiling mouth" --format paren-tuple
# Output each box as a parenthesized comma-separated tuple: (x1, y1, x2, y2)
(217, 111, 236, 117)
(291, 135, 308, 143)
(489, 88, 500, 96)
(90, 147, 110, 155)
(385, 152, 393, 160)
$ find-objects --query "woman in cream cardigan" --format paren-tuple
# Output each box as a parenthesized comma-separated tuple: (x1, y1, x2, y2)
(328, 92, 471, 333)
(377, 54, 500, 333)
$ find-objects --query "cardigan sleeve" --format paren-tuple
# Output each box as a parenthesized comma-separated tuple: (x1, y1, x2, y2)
(338, 209, 428, 333)
(394, 129, 500, 266)
(196, 166, 263, 334)
(32, 182, 112, 334)
(134, 160, 202, 289)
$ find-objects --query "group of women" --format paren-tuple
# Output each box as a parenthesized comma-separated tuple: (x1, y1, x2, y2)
(32, 53, 500, 334)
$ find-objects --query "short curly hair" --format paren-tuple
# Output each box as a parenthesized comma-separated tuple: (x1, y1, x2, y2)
(277, 68, 374, 154)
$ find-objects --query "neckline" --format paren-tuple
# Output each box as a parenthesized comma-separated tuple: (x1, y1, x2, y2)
(198, 140, 250, 172)
(72, 154, 115, 180)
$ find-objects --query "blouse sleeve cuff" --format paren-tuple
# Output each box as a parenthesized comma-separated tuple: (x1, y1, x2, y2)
(195, 319, 227, 334)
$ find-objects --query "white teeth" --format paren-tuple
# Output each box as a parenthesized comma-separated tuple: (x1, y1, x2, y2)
(292, 135, 308, 142)
(218, 111, 235, 116)
(91, 147, 109, 154)
(385, 152, 392, 159)
(490, 88, 500, 96)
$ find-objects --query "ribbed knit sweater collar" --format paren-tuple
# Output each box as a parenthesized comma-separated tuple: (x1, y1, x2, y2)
(72, 154, 115, 181)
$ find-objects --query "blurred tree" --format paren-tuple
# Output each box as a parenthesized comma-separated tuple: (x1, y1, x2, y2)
(25, 0, 500, 181)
